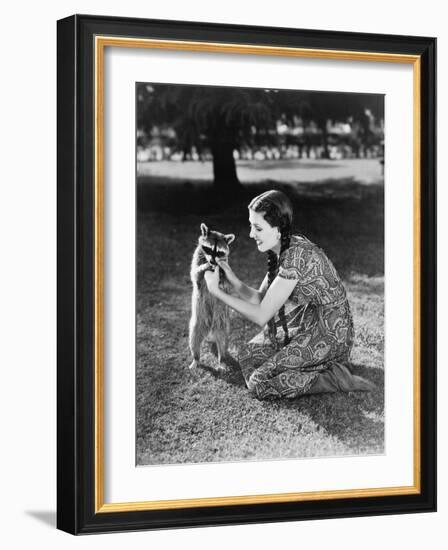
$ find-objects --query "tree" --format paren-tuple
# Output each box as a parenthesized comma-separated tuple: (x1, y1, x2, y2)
(137, 84, 384, 188)
(137, 84, 280, 191)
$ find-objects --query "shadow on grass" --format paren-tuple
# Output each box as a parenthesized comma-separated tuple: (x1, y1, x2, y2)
(273, 363, 384, 453)
(197, 360, 247, 388)
(138, 176, 383, 213)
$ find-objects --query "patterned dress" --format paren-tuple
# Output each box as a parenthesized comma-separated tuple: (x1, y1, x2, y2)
(238, 235, 375, 400)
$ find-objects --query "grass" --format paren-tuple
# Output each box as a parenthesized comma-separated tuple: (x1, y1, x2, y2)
(136, 165, 384, 465)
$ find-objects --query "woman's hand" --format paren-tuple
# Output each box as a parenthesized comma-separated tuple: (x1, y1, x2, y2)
(204, 267, 220, 295)
(216, 258, 234, 282)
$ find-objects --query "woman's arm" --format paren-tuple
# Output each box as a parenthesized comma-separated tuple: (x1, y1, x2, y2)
(205, 269, 297, 327)
(217, 259, 265, 305)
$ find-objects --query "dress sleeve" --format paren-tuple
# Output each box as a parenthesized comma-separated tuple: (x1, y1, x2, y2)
(278, 245, 324, 304)
(278, 246, 302, 280)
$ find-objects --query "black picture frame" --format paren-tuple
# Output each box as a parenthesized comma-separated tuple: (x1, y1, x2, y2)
(57, 14, 436, 535)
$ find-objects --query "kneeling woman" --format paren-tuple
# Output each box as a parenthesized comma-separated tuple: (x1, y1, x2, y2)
(204, 189, 375, 400)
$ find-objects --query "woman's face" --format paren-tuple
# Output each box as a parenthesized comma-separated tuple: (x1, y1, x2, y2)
(248, 209, 281, 254)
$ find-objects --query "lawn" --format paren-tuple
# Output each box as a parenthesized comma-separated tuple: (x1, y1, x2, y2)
(136, 161, 384, 465)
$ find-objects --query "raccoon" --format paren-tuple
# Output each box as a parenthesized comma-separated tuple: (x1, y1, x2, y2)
(189, 223, 235, 371)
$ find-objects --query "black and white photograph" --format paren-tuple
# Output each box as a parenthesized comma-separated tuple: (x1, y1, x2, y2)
(135, 83, 385, 466)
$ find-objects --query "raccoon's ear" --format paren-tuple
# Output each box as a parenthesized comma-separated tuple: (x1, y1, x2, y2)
(200, 223, 209, 236)
(225, 233, 235, 245)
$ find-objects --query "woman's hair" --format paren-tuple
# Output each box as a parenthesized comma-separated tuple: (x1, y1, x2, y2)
(248, 190, 293, 347)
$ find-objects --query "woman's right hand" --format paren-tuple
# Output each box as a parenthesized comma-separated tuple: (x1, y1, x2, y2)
(216, 258, 235, 282)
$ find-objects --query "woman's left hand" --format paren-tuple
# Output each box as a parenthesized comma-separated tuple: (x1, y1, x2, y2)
(204, 267, 220, 295)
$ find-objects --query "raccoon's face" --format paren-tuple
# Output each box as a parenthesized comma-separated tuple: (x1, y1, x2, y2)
(199, 223, 235, 267)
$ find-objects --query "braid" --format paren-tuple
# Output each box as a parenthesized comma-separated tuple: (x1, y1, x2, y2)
(278, 231, 291, 346)
(265, 229, 291, 349)
(266, 251, 278, 346)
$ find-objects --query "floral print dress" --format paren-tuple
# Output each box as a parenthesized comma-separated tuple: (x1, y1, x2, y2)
(238, 235, 374, 400)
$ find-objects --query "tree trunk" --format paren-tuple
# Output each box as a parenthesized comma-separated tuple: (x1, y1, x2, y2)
(211, 140, 241, 192)
(321, 123, 331, 159)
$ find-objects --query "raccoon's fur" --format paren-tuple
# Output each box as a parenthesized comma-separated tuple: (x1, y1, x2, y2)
(188, 223, 235, 370)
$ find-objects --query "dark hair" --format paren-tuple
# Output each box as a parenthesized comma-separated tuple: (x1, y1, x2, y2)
(248, 190, 293, 347)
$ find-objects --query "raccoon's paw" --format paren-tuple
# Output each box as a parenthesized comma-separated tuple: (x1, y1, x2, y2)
(188, 359, 199, 370)
(215, 363, 228, 374)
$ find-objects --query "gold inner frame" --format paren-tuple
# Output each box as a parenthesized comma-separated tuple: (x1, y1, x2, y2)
(94, 36, 421, 513)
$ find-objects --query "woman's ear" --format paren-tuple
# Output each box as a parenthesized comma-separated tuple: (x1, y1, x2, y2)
(200, 223, 209, 236)
(225, 233, 235, 245)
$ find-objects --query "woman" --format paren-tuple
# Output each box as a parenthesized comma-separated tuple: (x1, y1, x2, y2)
(204, 189, 375, 400)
